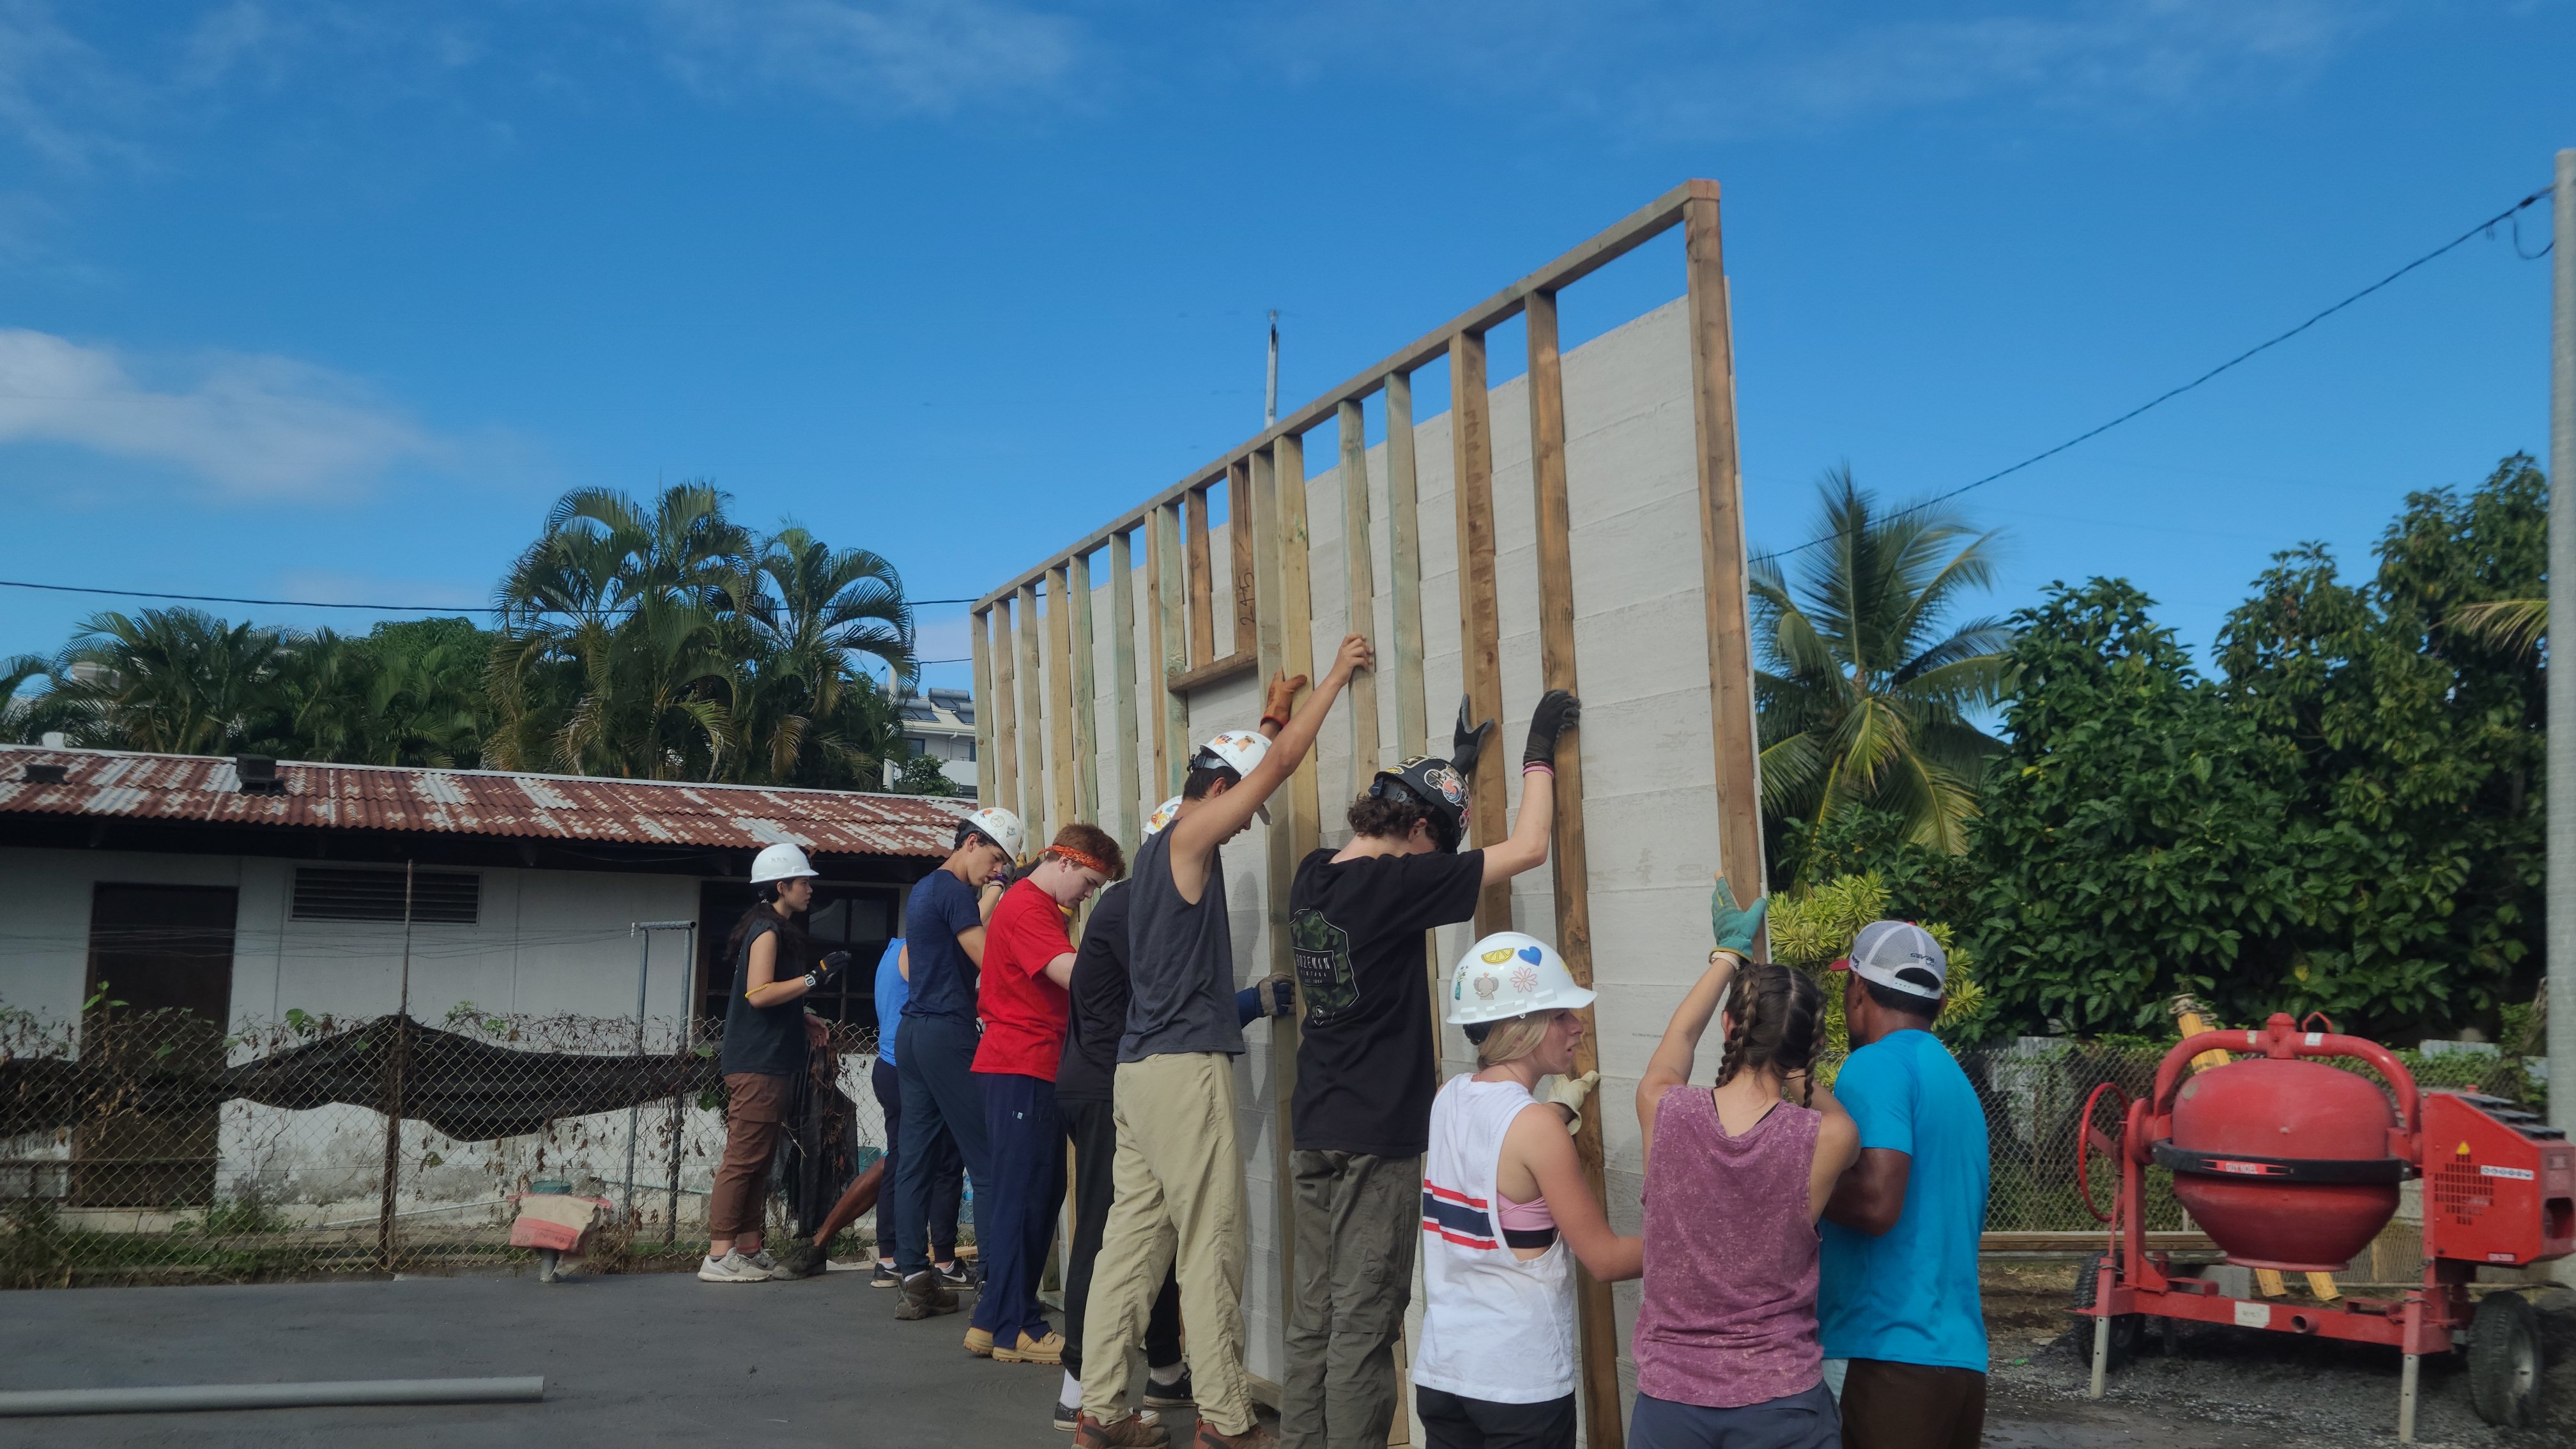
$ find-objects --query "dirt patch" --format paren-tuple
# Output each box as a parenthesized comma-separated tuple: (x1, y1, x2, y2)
(1979, 1262, 2576, 1447)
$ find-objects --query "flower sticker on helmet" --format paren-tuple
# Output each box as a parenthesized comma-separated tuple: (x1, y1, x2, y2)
(1510, 964, 1541, 993)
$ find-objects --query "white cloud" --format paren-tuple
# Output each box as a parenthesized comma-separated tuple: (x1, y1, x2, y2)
(0, 328, 439, 498)
(650, 0, 1088, 115)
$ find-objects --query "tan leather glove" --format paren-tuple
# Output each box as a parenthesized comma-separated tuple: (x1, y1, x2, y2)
(1544, 1070, 1600, 1135)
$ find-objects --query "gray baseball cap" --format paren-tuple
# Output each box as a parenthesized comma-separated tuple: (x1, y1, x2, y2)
(1831, 920, 1947, 1000)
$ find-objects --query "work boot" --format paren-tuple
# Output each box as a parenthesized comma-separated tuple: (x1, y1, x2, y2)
(894, 1269, 958, 1320)
(994, 1328, 1065, 1364)
(1190, 1419, 1277, 1449)
(963, 1325, 995, 1356)
(1073, 1411, 1169, 1448)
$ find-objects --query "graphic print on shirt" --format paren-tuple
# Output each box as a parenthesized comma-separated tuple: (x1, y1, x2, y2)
(1289, 907, 1358, 1023)
(1420, 1179, 1498, 1250)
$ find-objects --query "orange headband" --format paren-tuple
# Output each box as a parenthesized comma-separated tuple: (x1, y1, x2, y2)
(1047, 845, 1114, 878)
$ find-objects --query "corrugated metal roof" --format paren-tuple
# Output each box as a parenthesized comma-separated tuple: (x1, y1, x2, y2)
(0, 746, 970, 859)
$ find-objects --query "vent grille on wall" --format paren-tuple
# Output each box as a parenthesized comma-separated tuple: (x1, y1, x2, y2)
(291, 868, 480, 924)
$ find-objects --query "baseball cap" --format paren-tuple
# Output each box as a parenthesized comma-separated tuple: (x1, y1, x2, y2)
(1830, 920, 1947, 1001)
(1192, 731, 1272, 824)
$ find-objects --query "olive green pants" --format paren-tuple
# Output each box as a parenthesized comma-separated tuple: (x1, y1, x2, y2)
(1282, 1150, 1421, 1449)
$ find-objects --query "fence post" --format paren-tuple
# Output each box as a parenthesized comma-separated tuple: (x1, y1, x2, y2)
(376, 861, 414, 1274)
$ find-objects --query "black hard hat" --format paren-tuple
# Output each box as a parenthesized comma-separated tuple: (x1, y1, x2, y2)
(1368, 755, 1469, 853)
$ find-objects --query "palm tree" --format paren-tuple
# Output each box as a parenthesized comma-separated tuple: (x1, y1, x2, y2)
(730, 526, 915, 785)
(1752, 468, 2009, 857)
(2453, 597, 2545, 657)
(34, 610, 292, 756)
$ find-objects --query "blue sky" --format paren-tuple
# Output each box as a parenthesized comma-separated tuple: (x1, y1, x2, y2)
(0, 1, 2570, 702)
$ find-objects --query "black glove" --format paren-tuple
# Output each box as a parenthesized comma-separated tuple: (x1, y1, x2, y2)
(1450, 694, 1496, 778)
(1524, 689, 1580, 768)
(1269, 976, 1295, 1018)
(803, 951, 850, 992)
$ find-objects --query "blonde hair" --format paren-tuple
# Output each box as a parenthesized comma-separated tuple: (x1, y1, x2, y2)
(1474, 1013, 1554, 1069)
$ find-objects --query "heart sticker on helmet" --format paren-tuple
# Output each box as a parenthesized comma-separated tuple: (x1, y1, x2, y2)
(1517, 946, 1545, 965)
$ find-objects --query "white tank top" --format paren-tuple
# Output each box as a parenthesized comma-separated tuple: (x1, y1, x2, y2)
(1412, 1073, 1576, 1404)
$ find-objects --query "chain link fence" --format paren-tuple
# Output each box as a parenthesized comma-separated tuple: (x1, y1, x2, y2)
(1947, 1038, 2184, 1237)
(2, 1006, 887, 1288)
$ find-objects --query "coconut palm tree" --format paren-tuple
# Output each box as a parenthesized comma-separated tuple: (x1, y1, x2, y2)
(1753, 467, 2009, 858)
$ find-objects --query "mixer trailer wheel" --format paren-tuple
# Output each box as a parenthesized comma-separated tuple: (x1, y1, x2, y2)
(2469, 1291, 2542, 1429)
(2069, 1252, 2142, 1371)
(2075, 1082, 2128, 1225)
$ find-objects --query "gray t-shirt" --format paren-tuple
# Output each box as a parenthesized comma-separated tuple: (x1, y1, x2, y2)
(1121, 826, 1246, 1062)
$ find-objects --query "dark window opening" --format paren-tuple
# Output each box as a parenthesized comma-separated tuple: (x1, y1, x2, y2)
(696, 880, 901, 1036)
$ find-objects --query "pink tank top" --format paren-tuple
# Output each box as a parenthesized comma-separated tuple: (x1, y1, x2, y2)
(1632, 1087, 1823, 1408)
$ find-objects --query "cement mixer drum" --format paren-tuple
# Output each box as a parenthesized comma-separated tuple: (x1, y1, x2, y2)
(2154, 1055, 2409, 1271)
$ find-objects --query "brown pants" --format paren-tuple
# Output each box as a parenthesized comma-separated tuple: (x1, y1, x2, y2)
(708, 1071, 792, 1241)
(1839, 1360, 1984, 1449)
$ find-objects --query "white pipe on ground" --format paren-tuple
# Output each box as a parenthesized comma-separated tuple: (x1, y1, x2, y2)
(0, 1377, 545, 1417)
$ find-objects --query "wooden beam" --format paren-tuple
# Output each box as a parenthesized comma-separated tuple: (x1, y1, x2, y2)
(1165, 650, 1260, 694)
(1110, 529, 1142, 840)
(1526, 288, 1621, 1449)
(1071, 551, 1100, 824)
(990, 595, 1020, 824)
(1018, 581, 1047, 847)
(1248, 441, 1301, 1335)
(1156, 501, 1192, 795)
(1683, 191, 1768, 919)
(1048, 565, 1078, 841)
(973, 181, 1713, 610)
(1229, 457, 1258, 663)
(1276, 433, 1321, 859)
(1384, 370, 1427, 762)
(1186, 485, 1216, 669)
(1338, 399, 1380, 775)
(970, 606, 995, 808)
(1449, 329, 1510, 937)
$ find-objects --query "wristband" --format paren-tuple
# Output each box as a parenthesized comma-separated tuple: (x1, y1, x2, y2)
(1522, 762, 1554, 776)
(1260, 715, 1288, 731)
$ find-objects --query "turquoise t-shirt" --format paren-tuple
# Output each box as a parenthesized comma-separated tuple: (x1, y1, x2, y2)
(1818, 1029, 1990, 1372)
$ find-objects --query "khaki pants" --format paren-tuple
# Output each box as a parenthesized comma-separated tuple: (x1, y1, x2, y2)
(1283, 1151, 1420, 1449)
(1078, 1053, 1255, 1435)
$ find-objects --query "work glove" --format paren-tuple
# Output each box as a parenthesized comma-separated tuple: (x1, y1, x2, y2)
(1544, 1070, 1600, 1135)
(1522, 689, 1581, 769)
(1261, 671, 1308, 733)
(803, 951, 850, 992)
(1261, 972, 1295, 1018)
(1709, 876, 1767, 958)
(1450, 694, 1496, 778)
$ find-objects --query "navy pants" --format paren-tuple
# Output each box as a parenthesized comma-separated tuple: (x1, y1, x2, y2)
(872, 1055, 962, 1262)
(970, 1070, 1065, 1344)
(894, 1014, 992, 1276)
(1629, 1384, 1841, 1449)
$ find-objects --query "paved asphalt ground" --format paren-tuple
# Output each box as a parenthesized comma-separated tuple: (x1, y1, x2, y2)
(0, 1268, 1127, 1449)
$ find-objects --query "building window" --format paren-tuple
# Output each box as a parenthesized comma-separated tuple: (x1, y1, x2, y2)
(696, 881, 901, 1034)
(292, 868, 479, 924)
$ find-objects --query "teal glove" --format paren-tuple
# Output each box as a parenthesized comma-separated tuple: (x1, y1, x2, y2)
(1710, 876, 1767, 956)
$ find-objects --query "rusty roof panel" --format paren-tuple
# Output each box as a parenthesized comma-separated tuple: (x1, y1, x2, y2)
(0, 746, 969, 859)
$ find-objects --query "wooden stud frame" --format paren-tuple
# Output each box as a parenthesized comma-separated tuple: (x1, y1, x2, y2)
(970, 183, 1756, 1439)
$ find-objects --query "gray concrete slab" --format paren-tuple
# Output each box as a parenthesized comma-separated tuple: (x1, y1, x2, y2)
(0, 1269, 1130, 1448)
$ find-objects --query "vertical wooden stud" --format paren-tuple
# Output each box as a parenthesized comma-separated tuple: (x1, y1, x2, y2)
(1230, 458, 1259, 663)
(1156, 501, 1192, 794)
(1527, 288, 1623, 1449)
(1276, 433, 1321, 858)
(991, 595, 1020, 822)
(1186, 484, 1217, 669)
(1247, 441, 1301, 1335)
(1448, 329, 1510, 937)
(1338, 399, 1381, 775)
(1683, 186, 1768, 917)
(1111, 529, 1142, 841)
(970, 605, 995, 807)
(1017, 580, 1047, 847)
(1384, 371, 1429, 761)
(1072, 551, 1100, 824)
(1048, 565, 1078, 838)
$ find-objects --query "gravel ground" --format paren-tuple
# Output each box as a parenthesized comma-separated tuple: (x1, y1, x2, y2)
(1977, 1262, 2576, 1448)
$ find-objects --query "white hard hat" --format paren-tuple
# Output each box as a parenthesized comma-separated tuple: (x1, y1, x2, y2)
(959, 806, 1027, 862)
(749, 841, 819, 885)
(1445, 931, 1595, 1025)
(1191, 731, 1272, 824)
(1144, 795, 1183, 836)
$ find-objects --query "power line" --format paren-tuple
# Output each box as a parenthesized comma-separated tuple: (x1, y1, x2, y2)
(0, 577, 984, 612)
(1751, 181, 2560, 567)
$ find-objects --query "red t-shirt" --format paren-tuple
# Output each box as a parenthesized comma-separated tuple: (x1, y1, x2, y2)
(972, 878, 1075, 1078)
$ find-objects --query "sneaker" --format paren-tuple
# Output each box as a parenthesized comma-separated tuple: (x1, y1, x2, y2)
(963, 1325, 995, 1357)
(1142, 1366, 1194, 1409)
(1075, 1411, 1170, 1448)
(894, 1269, 960, 1320)
(994, 1328, 1065, 1364)
(1054, 1397, 1082, 1432)
(747, 1248, 781, 1275)
(871, 1260, 901, 1289)
(697, 1251, 772, 1283)
(1190, 1421, 1277, 1449)
(937, 1260, 977, 1290)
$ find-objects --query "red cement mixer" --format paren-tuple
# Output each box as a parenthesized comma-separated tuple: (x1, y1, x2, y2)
(2075, 1013, 2573, 1439)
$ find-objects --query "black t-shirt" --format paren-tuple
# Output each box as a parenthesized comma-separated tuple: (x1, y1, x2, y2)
(1055, 880, 1135, 1103)
(1288, 847, 1485, 1156)
(719, 915, 806, 1078)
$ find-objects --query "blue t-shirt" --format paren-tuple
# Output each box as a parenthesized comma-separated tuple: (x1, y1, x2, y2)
(1818, 1029, 1990, 1372)
(873, 939, 908, 1065)
(901, 871, 983, 1023)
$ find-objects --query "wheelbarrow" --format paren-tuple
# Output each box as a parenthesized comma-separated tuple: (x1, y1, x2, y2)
(510, 1180, 617, 1284)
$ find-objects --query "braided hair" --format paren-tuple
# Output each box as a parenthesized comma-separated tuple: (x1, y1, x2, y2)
(1713, 962, 1825, 1106)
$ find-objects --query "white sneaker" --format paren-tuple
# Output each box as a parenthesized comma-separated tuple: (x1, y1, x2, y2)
(698, 1251, 772, 1282)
